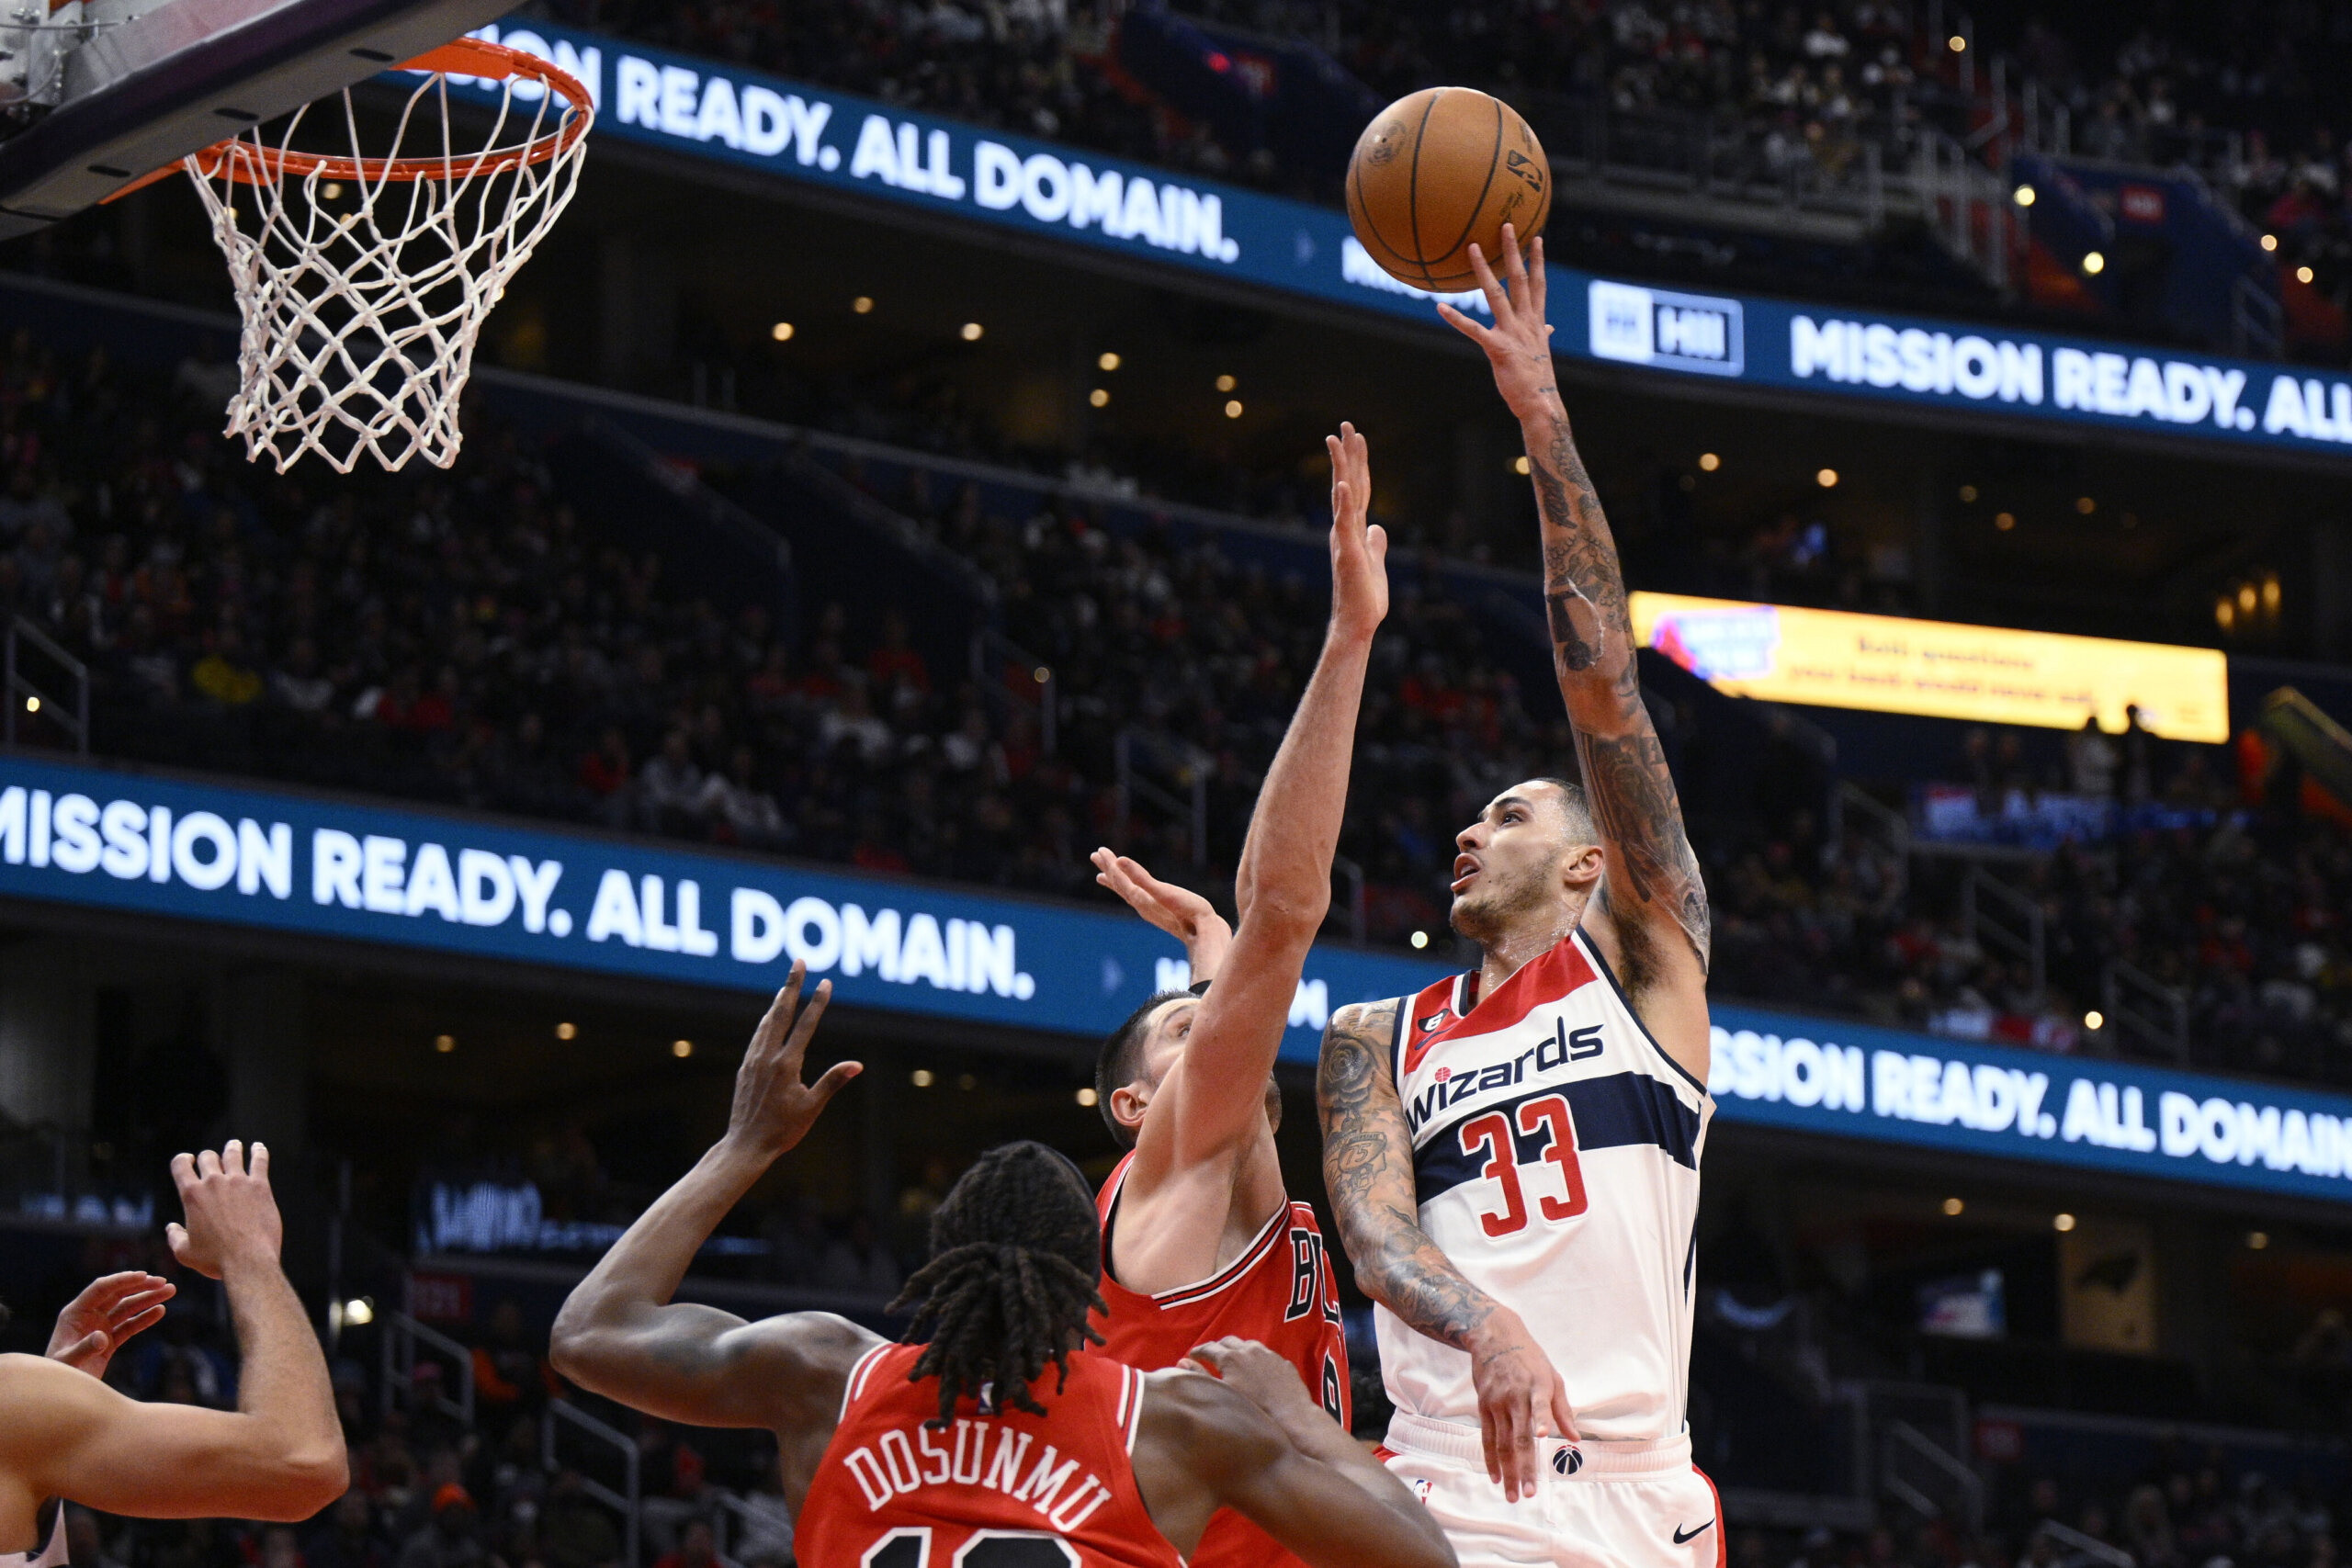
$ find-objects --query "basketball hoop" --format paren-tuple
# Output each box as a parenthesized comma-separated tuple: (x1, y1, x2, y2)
(175, 39, 591, 473)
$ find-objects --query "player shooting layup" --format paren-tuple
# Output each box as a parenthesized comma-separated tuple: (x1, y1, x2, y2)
(1081, 423, 1385, 1568)
(1317, 226, 1720, 1568)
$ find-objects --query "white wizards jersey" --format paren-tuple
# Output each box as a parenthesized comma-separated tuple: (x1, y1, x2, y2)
(1373, 928, 1712, 1444)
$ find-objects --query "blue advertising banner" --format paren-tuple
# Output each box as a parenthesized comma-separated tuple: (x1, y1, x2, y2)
(0, 754, 1446, 1057)
(436, 21, 2352, 463)
(1706, 1004, 2352, 1207)
(4, 751, 2347, 1204)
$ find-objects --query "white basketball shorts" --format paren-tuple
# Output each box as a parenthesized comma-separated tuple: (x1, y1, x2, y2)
(1378, 1414, 1726, 1568)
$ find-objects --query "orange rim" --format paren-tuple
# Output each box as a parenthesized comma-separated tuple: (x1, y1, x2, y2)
(106, 39, 590, 200)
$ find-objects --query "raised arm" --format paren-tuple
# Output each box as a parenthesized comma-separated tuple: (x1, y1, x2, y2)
(1134, 424, 1388, 1164)
(1439, 231, 1711, 1052)
(549, 965, 880, 1434)
(1317, 1003, 1571, 1501)
(1134, 1342, 1454, 1568)
(0, 1143, 345, 1522)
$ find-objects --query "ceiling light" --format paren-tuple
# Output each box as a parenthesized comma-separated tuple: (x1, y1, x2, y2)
(1216, 373, 1237, 391)
(2240, 583, 2258, 613)
(556, 1021, 576, 1041)
(2298, 265, 2315, 284)
(853, 296, 874, 313)
(2261, 233, 2278, 252)
(1089, 388, 1110, 408)
(672, 1039, 693, 1058)
(1941, 1196, 1964, 1215)
(2083, 1010, 2104, 1031)
(322, 182, 345, 200)
(2083, 251, 2106, 275)
(1098, 351, 1121, 371)
(1698, 452, 1720, 471)
(1410, 931, 1430, 949)
(770, 321, 794, 341)
(1959, 484, 1978, 502)
(1225, 400, 1244, 419)
(1815, 468, 1838, 488)
(435, 1033, 455, 1054)
(911, 1068, 935, 1087)
(1996, 512, 2016, 530)
(2247, 1230, 2270, 1249)
(2053, 1213, 2076, 1232)
(343, 1297, 375, 1325)
(1512, 455, 1531, 475)
(1948, 33, 1965, 51)
(960, 321, 983, 341)
(1076, 1086, 1099, 1106)
(2013, 184, 2036, 207)
(2075, 495, 2096, 514)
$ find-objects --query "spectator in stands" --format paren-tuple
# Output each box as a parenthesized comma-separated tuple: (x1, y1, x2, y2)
(395, 1486, 487, 1568)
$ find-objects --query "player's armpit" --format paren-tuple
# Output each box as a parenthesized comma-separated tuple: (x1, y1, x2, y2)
(1575, 718, 1713, 988)
(1136, 1371, 1455, 1568)
(1317, 1002, 1504, 1350)
(0, 1353, 345, 1521)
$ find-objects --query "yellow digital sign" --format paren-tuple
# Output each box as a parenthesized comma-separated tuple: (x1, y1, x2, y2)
(1627, 593, 2230, 742)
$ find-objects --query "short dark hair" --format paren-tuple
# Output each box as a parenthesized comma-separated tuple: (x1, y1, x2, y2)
(1092, 989, 1193, 1146)
(886, 1141, 1106, 1427)
(1528, 776, 1599, 843)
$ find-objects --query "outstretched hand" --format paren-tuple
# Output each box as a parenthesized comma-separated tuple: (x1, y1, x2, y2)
(1434, 226, 1559, 423)
(1092, 849, 1233, 981)
(48, 1270, 175, 1379)
(1326, 422, 1389, 637)
(723, 962, 860, 1162)
(166, 1141, 284, 1280)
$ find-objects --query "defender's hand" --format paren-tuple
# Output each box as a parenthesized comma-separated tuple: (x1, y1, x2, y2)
(48, 1270, 175, 1379)
(1434, 227, 1559, 423)
(1091, 850, 1233, 981)
(1467, 1305, 1578, 1502)
(166, 1142, 284, 1280)
(722, 963, 859, 1162)
(1326, 422, 1388, 638)
(1182, 1337, 1324, 1426)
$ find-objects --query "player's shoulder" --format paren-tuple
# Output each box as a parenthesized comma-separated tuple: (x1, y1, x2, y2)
(0, 1353, 109, 1451)
(1135, 1368, 1284, 1474)
(1324, 997, 1399, 1044)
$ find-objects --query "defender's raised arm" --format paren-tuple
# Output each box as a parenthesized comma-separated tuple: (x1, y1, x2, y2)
(1438, 230, 1710, 1068)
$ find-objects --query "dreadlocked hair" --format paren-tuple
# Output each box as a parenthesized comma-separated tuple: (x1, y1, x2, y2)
(886, 1140, 1106, 1428)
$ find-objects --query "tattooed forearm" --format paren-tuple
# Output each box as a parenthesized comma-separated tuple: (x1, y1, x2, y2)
(1317, 1003, 1503, 1349)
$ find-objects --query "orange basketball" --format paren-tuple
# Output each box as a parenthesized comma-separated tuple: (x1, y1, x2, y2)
(1346, 86, 1551, 291)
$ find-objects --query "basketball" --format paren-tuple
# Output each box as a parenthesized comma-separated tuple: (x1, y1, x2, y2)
(1346, 86, 1551, 291)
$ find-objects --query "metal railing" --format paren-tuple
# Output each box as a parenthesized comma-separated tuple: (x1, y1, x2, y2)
(970, 629, 1057, 755)
(1961, 864, 2044, 1001)
(1883, 1418, 1984, 1529)
(2103, 959, 2188, 1064)
(1914, 126, 2013, 291)
(1836, 781, 1911, 897)
(2034, 1519, 2136, 1568)
(711, 1488, 794, 1568)
(1114, 728, 1211, 867)
(546, 1398, 641, 1568)
(1330, 853, 1367, 944)
(6, 615, 88, 753)
(380, 1312, 475, 1427)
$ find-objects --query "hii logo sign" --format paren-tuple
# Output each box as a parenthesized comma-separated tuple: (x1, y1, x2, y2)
(1587, 281, 1746, 377)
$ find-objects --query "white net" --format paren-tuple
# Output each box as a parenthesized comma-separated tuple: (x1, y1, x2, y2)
(186, 55, 591, 473)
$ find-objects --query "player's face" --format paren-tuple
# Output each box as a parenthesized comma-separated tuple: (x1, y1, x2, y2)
(1449, 783, 1577, 938)
(1133, 997, 1282, 1133)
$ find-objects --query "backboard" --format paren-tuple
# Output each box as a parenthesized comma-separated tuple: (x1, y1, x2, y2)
(0, 0, 519, 239)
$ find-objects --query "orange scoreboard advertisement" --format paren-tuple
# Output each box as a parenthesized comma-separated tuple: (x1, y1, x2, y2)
(1627, 592, 2230, 742)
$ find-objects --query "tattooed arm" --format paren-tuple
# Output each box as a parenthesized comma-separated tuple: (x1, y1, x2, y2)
(1317, 1001, 1574, 1501)
(1437, 229, 1712, 1069)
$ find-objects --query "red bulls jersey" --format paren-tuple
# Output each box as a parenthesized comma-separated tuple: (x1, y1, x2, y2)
(796, 1342, 1182, 1568)
(1090, 1155, 1348, 1568)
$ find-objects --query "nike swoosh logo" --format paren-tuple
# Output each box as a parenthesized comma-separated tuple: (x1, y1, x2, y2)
(1673, 1522, 1715, 1545)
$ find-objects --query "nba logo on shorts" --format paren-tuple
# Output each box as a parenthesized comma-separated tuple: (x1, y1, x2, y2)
(1411, 1478, 1434, 1502)
(1553, 1446, 1584, 1476)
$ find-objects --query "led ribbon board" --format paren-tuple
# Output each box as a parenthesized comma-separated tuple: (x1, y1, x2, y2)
(1629, 592, 2231, 741)
(429, 20, 2352, 463)
(0, 758, 2346, 1202)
